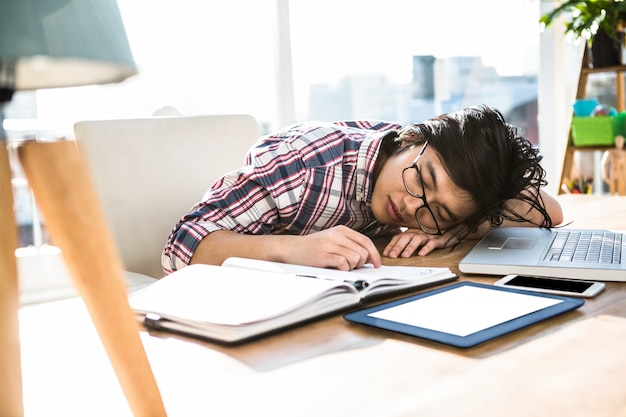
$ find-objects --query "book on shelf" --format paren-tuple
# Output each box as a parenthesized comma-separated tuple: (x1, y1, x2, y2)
(128, 257, 457, 343)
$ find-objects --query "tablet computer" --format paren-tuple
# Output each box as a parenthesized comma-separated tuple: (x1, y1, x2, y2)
(344, 282, 584, 349)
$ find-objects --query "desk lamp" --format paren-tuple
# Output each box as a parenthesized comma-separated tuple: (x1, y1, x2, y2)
(0, 1, 167, 415)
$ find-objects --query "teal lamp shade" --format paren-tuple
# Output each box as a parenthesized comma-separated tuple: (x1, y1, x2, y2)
(0, 0, 137, 91)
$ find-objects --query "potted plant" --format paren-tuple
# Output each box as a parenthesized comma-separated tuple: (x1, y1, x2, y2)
(540, 0, 626, 67)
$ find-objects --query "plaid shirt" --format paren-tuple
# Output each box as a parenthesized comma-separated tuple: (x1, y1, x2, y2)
(161, 120, 401, 274)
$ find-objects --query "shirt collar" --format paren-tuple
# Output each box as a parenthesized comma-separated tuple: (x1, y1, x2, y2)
(356, 131, 398, 203)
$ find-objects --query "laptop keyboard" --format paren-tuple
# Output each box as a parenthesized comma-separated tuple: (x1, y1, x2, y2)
(543, 230, 622, 264)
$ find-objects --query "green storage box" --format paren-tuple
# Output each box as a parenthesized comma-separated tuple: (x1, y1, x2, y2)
(571, 113, 626, 146)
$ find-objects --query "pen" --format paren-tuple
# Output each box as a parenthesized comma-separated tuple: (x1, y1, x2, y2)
(144, 312, 167, 330)
(295, 273, 369, 291)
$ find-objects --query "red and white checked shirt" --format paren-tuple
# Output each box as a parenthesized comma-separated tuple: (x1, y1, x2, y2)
(161, 120, 401, 274)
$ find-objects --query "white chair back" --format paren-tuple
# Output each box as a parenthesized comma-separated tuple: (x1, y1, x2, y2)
(74, 114, 260, 278)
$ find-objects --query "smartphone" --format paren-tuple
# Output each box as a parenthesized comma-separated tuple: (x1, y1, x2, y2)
(494, 275, 605, 298)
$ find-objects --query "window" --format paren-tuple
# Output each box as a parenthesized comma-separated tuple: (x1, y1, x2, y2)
(289, 0, 540, 144)
(6, 0, 551, 302)
(22, 1, 542, 139)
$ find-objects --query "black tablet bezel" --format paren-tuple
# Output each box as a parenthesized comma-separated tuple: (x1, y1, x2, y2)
(343, 281, 585, 349)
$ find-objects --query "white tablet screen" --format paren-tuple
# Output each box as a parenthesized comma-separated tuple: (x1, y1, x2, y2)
(368, 285, 563, 337)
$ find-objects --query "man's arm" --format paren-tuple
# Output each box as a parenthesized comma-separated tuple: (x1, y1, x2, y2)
(190, 226, 382, 271)
(384, 190, 563, 258)
(464, 189, 563, 239)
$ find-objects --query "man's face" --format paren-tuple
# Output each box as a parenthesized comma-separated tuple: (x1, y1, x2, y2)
(370, 144, 476, 232)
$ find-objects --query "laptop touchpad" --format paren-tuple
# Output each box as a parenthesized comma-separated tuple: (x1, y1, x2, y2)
(488, 237, 538, 250)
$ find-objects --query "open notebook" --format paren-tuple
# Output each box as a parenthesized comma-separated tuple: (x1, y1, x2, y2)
(129, 257, 457, 343)
(459, 227, 626, 281)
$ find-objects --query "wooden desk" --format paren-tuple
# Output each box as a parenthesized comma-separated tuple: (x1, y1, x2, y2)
(18, 195, 626, 417)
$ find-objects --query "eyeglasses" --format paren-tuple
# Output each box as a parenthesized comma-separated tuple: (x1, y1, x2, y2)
(401, 141, 443, 235)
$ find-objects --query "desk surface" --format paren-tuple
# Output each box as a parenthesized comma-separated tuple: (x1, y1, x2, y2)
(18, 195, 626, 417)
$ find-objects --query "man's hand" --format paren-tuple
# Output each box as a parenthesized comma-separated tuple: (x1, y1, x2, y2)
(383, 228, 459, 258)
(191, 226, 381, 271)
(287, 225, 382, 270)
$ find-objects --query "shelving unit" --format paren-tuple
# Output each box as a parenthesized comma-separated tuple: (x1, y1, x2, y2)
(559, 47, 626, 194)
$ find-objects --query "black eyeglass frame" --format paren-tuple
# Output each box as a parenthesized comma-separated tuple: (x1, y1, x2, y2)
(401, 141, 443, 235)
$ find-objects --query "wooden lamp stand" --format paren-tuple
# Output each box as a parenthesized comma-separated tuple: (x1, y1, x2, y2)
(0, 1, 167, 414)
(0, 138, 23, 417)
(0, 138, 167, 416)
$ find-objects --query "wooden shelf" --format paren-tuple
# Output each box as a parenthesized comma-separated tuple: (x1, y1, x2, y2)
(559, 48, 625, 194)
(580, 64, 626, 73)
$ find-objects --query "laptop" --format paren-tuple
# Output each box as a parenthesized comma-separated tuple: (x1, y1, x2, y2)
(459, 227, 626, 282)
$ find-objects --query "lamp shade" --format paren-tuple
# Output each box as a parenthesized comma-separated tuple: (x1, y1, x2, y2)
(0, 0, 137, 91)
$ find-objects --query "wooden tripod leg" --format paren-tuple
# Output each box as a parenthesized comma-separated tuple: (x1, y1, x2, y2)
(0, 143, 24, 416)
(18, 140, 167, 417)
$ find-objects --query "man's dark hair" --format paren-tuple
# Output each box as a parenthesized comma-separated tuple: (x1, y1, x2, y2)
(394, 104, 553, 239)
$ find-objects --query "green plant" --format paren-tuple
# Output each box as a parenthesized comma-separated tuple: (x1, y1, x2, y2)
(540, 0, 626, 43)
